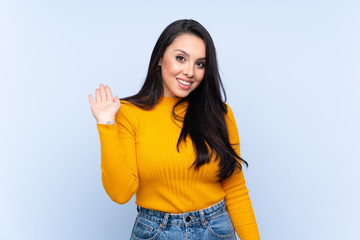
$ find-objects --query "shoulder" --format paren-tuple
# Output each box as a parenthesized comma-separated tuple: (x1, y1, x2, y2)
(223, 102, 236, 124)
(119, 99, 140, 112)
(223, 102, 239, 139)
(115, 100, 141, 127)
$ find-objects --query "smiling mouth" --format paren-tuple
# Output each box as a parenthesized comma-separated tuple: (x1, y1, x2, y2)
(176, 78, 193, 86)
(177, 79, 191, 86)
(176, 78, 193, 90)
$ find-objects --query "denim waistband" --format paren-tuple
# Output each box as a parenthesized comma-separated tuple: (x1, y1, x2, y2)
(137, 199, 226, 228)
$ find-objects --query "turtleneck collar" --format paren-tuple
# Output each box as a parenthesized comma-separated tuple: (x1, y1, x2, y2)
(155, 96, 189, 111)
(159, 96, 182, 104)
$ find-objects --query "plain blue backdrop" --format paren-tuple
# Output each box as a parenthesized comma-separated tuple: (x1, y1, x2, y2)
(0, 0, 359, 239)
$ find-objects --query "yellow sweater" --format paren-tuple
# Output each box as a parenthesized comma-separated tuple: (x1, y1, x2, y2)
(97, 96, 260, 239)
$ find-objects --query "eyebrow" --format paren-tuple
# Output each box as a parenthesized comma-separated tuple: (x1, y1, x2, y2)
(174, 49, 206, 61)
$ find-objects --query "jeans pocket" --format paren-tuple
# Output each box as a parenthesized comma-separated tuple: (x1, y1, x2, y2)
(206, 211, 236, 239)
(131, 215, 161, 240)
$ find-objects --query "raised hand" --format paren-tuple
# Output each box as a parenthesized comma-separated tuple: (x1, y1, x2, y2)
(88, 84, 121, 124)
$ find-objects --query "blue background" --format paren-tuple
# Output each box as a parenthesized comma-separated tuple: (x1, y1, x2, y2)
(1, 0, 359, 239)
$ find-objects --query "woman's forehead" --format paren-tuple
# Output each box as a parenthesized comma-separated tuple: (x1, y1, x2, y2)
(166, 34, 206, 58)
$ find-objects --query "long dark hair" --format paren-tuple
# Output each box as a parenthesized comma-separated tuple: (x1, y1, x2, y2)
(121, 19, 248, 181)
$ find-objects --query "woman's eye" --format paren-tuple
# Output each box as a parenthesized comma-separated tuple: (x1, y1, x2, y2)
(176, 56, 185, 61)
(197, 62, 205, 68)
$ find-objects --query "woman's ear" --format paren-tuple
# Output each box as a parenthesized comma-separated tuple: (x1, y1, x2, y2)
(158, 57, 162, 66)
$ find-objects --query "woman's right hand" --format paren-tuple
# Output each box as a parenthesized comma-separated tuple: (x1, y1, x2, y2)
(88, 84, 121, 124)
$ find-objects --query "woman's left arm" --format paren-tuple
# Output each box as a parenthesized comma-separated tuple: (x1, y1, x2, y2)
(221, 104, 260, 240)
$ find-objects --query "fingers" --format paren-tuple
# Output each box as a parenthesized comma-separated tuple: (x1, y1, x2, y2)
(105, 85, 114, 100)
(99, 84, 107, 101)
(88, 94, 95, 105)
(114, 96, 121, 106)
(93, 84, 116, 103)
(95, 88, 101, 102)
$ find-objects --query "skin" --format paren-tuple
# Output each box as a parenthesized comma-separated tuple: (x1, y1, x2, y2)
(89, 33, 206, 124)
(88, 84, 121, 124)
(159, 33, 206, 98)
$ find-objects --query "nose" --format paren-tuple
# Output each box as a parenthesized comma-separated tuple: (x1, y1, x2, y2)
(183, 62, 194, 77)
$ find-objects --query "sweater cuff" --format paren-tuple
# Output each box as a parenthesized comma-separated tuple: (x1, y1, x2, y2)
(97, 122, 118, 135)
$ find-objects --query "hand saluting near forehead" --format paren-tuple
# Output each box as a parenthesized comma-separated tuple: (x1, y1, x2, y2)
(88, 84, 121, 125)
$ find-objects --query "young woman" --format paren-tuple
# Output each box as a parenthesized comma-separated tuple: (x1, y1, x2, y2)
(89, 19, 260, 240)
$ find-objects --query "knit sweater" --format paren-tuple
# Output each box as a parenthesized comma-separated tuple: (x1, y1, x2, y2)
(97, 96, 260, 239)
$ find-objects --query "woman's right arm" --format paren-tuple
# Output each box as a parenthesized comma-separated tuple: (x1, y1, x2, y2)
(89, 84, 139, 204)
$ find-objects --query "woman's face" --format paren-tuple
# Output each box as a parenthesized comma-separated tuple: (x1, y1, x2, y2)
(159, 33, 206, 98)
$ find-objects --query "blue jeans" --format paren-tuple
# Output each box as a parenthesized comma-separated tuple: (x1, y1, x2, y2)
(130, 199, 236, 240)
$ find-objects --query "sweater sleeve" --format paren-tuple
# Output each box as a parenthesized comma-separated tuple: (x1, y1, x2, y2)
(96, 101, 139, 204)
(221, 104, 260, 240)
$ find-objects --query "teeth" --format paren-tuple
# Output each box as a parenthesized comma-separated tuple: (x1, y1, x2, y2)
(178, 79, 191, 86)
